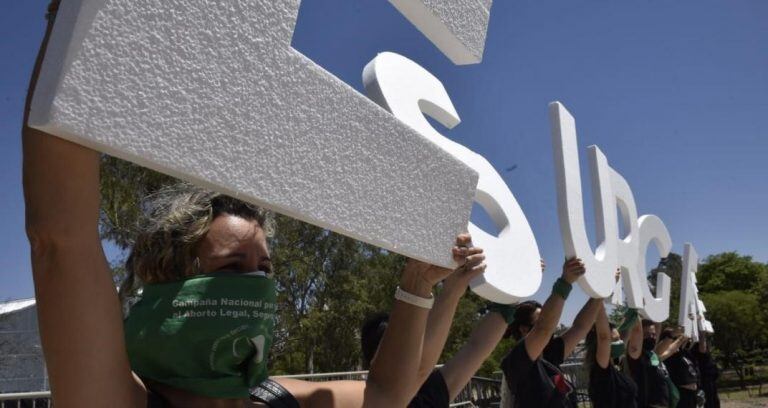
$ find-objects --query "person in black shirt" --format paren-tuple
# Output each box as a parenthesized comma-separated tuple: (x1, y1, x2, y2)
(626, 319, 671, 408)
(658, 328, 698, 408)
(361, 250, 522, 407)
(586, 301, 638, 408)
(692, 334, 720, 408)
(500, 258, 602, 408)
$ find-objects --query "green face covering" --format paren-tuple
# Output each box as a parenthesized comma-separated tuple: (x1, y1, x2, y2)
(124, 271, 277, 399)
(610, 340, 626, 359)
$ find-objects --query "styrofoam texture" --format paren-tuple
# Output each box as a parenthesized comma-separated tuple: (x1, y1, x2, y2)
(29, 0, 479, 268)
(550, 102, 673, 321)
(388, 0, 491, 65)
(364, 52, 541, 303)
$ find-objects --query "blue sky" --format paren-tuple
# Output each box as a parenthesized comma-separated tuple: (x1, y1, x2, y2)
(1, 0, 766, 325)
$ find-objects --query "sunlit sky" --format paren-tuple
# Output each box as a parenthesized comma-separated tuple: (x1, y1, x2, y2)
(1, 0, 766, 325)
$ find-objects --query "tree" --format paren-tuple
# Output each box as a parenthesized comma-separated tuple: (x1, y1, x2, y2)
(700, 290, 767, 387)
(697, 252, 768, 294)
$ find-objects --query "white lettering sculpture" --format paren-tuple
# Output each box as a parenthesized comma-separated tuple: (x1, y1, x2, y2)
(549, 102, 672, 321)
(679, 243, 714, 340)
(29, 0, 485, 267)
(364, 52, 541, 303)
(388, 0, 492, 65)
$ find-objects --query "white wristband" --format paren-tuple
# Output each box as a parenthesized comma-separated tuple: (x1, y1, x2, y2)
(395, 286, 434, 309)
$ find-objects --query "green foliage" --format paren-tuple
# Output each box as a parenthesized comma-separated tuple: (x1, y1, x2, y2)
(697, 252, 768, 294)
(694, 253, 768, 388)
(99, 155, 175, 249)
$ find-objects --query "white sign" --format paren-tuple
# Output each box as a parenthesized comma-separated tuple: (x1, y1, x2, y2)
(29, 0, 485, 268)
(549, 102, 673, 321)
(679, 243, 714, 340)
(364, 52, 541, 303)
(388, 0, 492, 65)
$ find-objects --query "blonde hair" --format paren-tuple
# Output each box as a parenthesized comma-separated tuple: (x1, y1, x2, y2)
(119, 183, 274, 297)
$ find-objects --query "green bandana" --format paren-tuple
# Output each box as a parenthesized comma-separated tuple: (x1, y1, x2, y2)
(124, 271, 277, 399)
(610, 340, 626, 359)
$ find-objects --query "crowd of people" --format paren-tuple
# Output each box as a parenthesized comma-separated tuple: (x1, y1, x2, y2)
(22, 1, 720, 407)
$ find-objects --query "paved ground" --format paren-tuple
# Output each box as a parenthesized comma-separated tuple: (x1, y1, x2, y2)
(721, 396, 768, 407)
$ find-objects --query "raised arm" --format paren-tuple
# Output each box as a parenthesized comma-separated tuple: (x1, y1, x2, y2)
(560, 297, 601, 357)
(363, 237, 468, 408)
(698, 332, 708, 353)
(657, 335, 687, 362)
(524, 258, 585, 361)
(23, 7, 145, 407)
(440, 310, 508, 401)
(626, 318, 643, 360)
(416, 242, 485, 383)
(594, 302, 612, 369)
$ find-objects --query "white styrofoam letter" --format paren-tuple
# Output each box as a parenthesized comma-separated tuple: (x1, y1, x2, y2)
(364, 52, 541, 303)
(680, 243, 714, 340)
(550, 102, 618, 298)
(388, 0, 492, 65)
(29, 0, 481, 268)
(636, 215, 672, 322)
(549, 102, 673, 321)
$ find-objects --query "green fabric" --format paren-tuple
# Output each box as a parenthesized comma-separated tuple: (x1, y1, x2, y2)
(124, 271, 277, 398)
(552, 277, 572, 300)
(610, 340, 626, 359)
(649, 351, 660, 367)
(618, 308, 639, 334)
(488, 303, 516, 325)
(665, 374, 681, 408)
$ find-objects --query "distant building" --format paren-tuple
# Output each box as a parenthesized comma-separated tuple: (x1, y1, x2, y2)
(0, 298, 48, 393)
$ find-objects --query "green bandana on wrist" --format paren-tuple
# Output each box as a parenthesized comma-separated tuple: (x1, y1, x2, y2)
(552, 278, 572, 300)
(618, 308, 639, 334)
(124, 271, 277, 399)
(610, 340, 626, 359)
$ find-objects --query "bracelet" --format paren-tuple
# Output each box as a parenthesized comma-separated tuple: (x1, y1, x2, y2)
(487, 303, 517, 325)
(552, 278, 572, 300)
(394, 286, 434, 309)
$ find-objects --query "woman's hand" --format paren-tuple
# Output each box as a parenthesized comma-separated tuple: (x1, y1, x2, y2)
(561, 257, 586, 284)
(443, 234, 486, 292)
(400, 233, 483, 296)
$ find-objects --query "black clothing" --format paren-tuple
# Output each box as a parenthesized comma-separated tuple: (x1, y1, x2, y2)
(666, 351, 699, 388)
(692, 348, 720, 408)
(627, 352, 669, 408)
(145, 379, 301, 408)
(251, 379, 301, 408)
(408, 370, 450, 408)
(501, 337, 577, 408)
(588, 363, 638, 408)
(677, 388, 698, 408)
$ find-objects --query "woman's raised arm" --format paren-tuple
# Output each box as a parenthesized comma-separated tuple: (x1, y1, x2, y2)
(23, 3, 145, 406)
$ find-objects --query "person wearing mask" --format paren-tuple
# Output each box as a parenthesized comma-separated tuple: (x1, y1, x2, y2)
(657, 328, 698, 408)
(23, 1, 483, 406)
(626, 319, 673, 408)
(499, 258, 602, 408)
(585, 301, 638, 408)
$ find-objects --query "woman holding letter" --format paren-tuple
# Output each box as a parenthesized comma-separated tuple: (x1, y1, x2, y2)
(23, 1, 485, 407)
